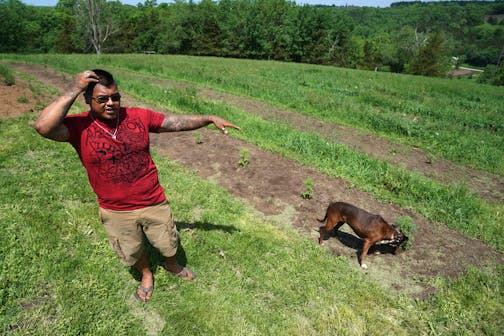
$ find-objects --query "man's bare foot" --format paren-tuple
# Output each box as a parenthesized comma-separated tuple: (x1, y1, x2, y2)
(135, 274, 153, 302)
(163, 256, 183, 273)
(133, 252, 154, 302)
(163, 256, 195, 281)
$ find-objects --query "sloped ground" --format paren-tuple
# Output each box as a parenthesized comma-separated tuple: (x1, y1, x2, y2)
(3, 63, 502, 299)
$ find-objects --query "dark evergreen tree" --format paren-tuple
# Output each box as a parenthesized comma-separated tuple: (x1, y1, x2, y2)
(408, 30, 450, 77)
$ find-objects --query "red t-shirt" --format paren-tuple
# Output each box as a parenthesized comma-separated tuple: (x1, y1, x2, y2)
(64, 107, 166, 210)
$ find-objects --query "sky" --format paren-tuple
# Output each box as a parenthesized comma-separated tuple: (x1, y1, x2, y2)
(21, 0, 417, 8)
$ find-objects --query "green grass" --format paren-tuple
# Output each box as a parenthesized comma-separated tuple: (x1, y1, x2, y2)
(108, 69, 503, 251)
(1, 55, 502, 250)
(2, 53, 502, 175)
(0, 57, 503, 335)
(418, 265, 504, 336)
(1, 112, 502, 335)
(0, 63, 15, 85)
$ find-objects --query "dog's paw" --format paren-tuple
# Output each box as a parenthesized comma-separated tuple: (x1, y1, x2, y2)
(360, 263, 368, 270)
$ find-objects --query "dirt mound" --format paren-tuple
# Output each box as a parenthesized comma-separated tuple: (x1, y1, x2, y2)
(5, 62, 502, 299)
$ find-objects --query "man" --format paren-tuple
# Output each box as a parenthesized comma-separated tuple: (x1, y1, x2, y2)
(35, 69, 240, 303)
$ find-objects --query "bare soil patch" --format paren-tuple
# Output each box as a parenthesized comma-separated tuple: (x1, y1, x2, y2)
(5, 63, 502, 299)
(0, 79, 37, 118)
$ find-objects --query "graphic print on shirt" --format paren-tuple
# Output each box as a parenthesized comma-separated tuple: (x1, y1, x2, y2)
(85, 117, 150, 184)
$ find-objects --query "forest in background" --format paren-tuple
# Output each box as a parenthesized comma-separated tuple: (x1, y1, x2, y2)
(1, 0, 503, 84)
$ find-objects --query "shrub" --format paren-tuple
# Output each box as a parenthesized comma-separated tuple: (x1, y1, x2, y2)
(395, 216, 417, 250)
(477, 64, 504, 86)
(0, 64, 15, 86)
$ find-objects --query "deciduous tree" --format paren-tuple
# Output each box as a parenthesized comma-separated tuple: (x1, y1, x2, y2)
(75, 0, 118, 54)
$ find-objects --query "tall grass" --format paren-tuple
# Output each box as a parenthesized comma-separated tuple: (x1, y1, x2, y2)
(3, 53, 501, 175)
(120, 71, 504, 251)
(0, 114, 413, 335)
(1, 112, 502, 335)
(0, 59, 502, 335)
(1, 54, 501, 250)
(0, 63, 15, 85)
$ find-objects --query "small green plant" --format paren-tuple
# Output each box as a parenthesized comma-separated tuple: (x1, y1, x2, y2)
(194, 130, 203, 144)
(395, 216, 417, 250)
(425, 152, 435, 164)
(17, 96, 29, 104)
(0, 64, 15, 86)
(301, 178, 314, 199)
(239, 148, 250, 167)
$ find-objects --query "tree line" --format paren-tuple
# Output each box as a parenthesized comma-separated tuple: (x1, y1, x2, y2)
(1, 0, 503, 84)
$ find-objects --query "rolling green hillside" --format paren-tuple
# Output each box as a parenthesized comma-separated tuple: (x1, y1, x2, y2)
(1, 55, 502, 335)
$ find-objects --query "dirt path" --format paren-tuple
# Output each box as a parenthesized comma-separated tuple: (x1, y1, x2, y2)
(196, 89, 504, 204)
(4, 63, 502, 299)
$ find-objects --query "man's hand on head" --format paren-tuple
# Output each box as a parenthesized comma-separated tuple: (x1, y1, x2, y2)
(75, 70, 99, 93)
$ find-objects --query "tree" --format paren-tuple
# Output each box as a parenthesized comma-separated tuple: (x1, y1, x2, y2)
(75, 0, 118, 54)
(382, 26, 421, 73)
(325, 13, 359, 67)
(2, 0, 501, 75)
(478, 64, 504, 86)
(218, 0, 250, 58)
(153, 0, 197, 54)
(106, 2, 137, 53)
(362, 39, 382, 70)
(408, 30, 450, 77)
(130, 0, 163, 53)
(53, 0, 79, 53)
(289, 6, 340, 65)
(190, 0, 224, 56)
(0, 0, 34, 52)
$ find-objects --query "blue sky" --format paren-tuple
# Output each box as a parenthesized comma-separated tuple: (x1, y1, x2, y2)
(22, 0, 417, 8)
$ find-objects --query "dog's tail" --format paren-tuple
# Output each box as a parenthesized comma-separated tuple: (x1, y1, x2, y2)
(317, 212, 327, 223)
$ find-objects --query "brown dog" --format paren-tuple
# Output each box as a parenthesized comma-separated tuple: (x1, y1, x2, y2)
(318, 202, 408, 269)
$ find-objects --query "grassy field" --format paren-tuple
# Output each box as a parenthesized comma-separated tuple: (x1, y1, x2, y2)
(1, 54, 503, 251)
(1, 56, 503, 335)
(3, 53, 502, 175)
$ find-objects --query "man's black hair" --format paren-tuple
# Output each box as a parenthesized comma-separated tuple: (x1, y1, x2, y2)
(84, 69, 116, 104)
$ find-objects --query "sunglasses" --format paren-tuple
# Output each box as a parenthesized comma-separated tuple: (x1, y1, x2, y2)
(91, 92, 121, 104)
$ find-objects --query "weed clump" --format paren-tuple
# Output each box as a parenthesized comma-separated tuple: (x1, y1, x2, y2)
(0, 64, 15, 86)
(301, 178, 314, 199)
(396, 216, 417, 250)
(239, 148, 250, 167)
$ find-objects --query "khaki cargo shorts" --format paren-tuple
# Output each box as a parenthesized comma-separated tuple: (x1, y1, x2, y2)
(98, 200, 179, 266)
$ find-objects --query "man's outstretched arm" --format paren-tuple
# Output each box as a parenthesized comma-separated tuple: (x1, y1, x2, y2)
(159, 114, 240, 135)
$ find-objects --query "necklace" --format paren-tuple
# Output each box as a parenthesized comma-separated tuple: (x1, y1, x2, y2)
(89, 112, 120, 139)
